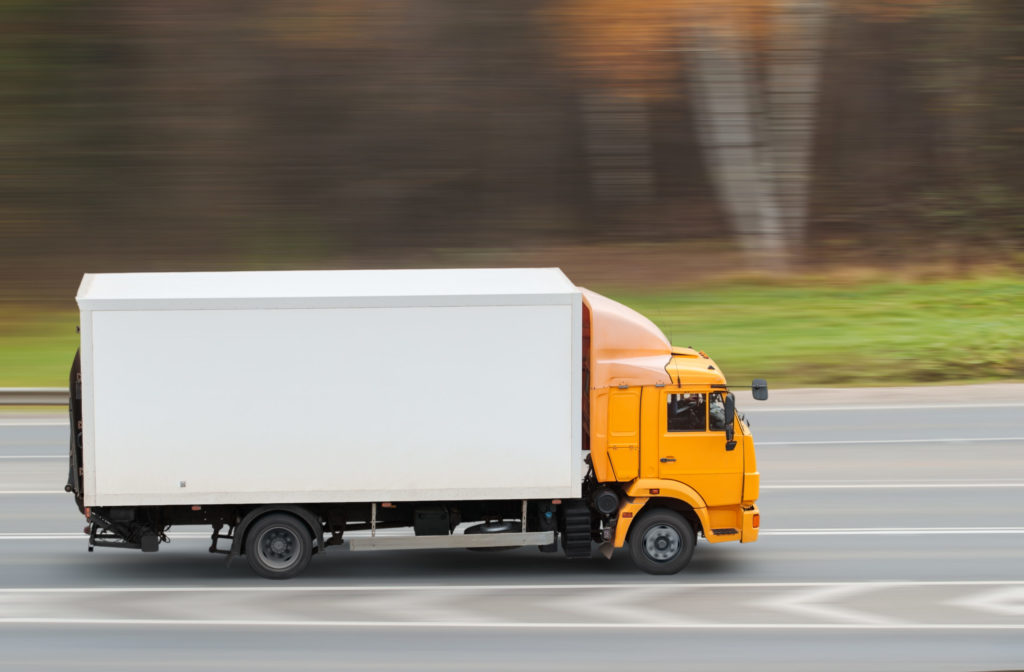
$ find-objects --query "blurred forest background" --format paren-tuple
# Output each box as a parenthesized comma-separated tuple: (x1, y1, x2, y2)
(1, 0, 1022, 386)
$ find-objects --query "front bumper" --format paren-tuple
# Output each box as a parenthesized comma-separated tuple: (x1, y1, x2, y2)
(740, 504, 760, 543)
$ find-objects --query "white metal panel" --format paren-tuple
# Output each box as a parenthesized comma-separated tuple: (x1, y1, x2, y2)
(77, 268, 577, 312)
(83, 300, 581, 506)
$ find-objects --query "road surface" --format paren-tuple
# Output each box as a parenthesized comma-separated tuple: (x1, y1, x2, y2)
(0, 385, 1022, 671)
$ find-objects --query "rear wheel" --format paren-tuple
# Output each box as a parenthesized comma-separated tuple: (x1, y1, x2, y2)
(244, 513, 313, 579)
(628, 509, 696, 575)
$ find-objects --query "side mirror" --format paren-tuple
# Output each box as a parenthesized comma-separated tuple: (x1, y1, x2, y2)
(752, 379, 768, 401)
(724, 392, 735, 441)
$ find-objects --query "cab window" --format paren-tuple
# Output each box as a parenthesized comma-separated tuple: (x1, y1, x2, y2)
(709, 392, 727, 431)
(667, 393, 706, 432)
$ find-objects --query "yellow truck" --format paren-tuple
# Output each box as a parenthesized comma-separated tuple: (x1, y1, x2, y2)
(581, 288, 765, 574)
(67, 268, 765, 578)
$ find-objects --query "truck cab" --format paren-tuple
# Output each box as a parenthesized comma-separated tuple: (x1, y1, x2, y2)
(581, 289, 762, 573)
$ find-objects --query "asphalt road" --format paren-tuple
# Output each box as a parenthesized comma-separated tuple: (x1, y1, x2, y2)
(0, 385, 1022, 671)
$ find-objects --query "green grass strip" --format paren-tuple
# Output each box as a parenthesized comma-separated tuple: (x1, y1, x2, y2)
(1, 275, 1021, 388)
(603, 274, 1024, 388)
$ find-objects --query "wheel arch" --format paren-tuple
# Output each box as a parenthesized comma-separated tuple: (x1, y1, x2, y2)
(638, 498, 704, 539)
(614, 479, 710, 547)
(229, 505, 324, 560)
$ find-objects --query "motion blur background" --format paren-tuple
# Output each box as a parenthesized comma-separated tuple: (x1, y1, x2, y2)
(2, 0, 1022, 387)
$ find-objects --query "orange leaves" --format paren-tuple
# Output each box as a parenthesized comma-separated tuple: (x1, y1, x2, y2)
(538, 0, 684, 88)
(845, 0, 955, 22)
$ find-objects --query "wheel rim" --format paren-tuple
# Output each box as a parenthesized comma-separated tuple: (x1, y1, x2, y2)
(256, 526, 300, 570)
(642, 523, 681, 562)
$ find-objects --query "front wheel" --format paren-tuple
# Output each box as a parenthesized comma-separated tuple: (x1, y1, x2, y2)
(244, 513, 313, 579)
(628, 509, 696, 575)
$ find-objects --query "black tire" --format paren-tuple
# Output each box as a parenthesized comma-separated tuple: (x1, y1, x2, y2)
(244, 513, 313, 579)
(628, 508, 696, 575)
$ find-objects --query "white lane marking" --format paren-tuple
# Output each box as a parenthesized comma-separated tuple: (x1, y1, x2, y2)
(5, 581, 1024, 629)
(553, 583, 695, 625)
(756, 583, 897, 625)
(0, 420, 67, 427)
(759, 437, 1024, 446)
(1, 580, 1022, 594)
(763, 527, 1024, 536)
(749, 402, 1024, 412)
(763, 482, 1024, 490)
(1, 617, 1023, 630)
(345, 583, 483, 624)
(953, 586, 1024, 617)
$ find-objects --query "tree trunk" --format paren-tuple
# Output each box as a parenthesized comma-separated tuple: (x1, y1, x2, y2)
(765, 0, 829, 254)
(687, 1, 829, 268)
(688, 15, 786, 267)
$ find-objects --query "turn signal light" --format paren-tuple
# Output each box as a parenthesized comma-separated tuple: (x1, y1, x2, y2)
(84, 507, 91, 520)
(649, 488, 660, 495)
(622, 512, 633, 519)
(752, 514, 760, 529)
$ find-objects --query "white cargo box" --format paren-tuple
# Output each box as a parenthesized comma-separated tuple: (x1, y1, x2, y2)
(77, 269, 582, 507)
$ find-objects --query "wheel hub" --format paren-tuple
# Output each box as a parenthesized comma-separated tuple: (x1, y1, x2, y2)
(643, 524, 681, 562)
(258, 528, 298, 569)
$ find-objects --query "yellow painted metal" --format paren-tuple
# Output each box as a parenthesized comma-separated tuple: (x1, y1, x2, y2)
(605, 388, 641, 482)
(581, 289, 671, 478)
(743, 471, 760, 504)
(741, 432, 760, 505)
(590, 389, 611, 482)
(581, 287, 759, 549)
(607, 446, 639, 482)
(664, 350, 728, 387)
(741, 504, 760, 543)
(657, 388, 743, 507)
(580, 289, 672, 391)
(612, 496, 649, 548)
(624, 478, 711, 537)
(638, 385, 661, 479)
(705, 504, 742, 542)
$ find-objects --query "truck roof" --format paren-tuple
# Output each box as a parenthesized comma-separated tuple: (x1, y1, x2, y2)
(77, 268, 579, 311)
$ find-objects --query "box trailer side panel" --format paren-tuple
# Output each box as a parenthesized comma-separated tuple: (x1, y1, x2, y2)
(82, 302, 581, 506)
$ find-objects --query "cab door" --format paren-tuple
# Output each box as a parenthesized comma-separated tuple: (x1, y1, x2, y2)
(657, 391, 741, 506)
(605, 387, 641, 482)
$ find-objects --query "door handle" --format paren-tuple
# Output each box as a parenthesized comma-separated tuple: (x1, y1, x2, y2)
(660, 457, 676, 463)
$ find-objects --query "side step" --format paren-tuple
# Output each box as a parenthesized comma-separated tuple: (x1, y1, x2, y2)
(349, 531, 555, 552)
(561, 501, 592, 559)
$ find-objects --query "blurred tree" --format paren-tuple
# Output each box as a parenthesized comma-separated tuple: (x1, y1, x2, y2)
(1, 0, 1022, 300)
(540, 0, 682, 210)
(687, 0, 828, 268)
(546, 0, 829, 266)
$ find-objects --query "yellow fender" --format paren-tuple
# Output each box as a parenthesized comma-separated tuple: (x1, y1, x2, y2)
(613, 479, 710, 548)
